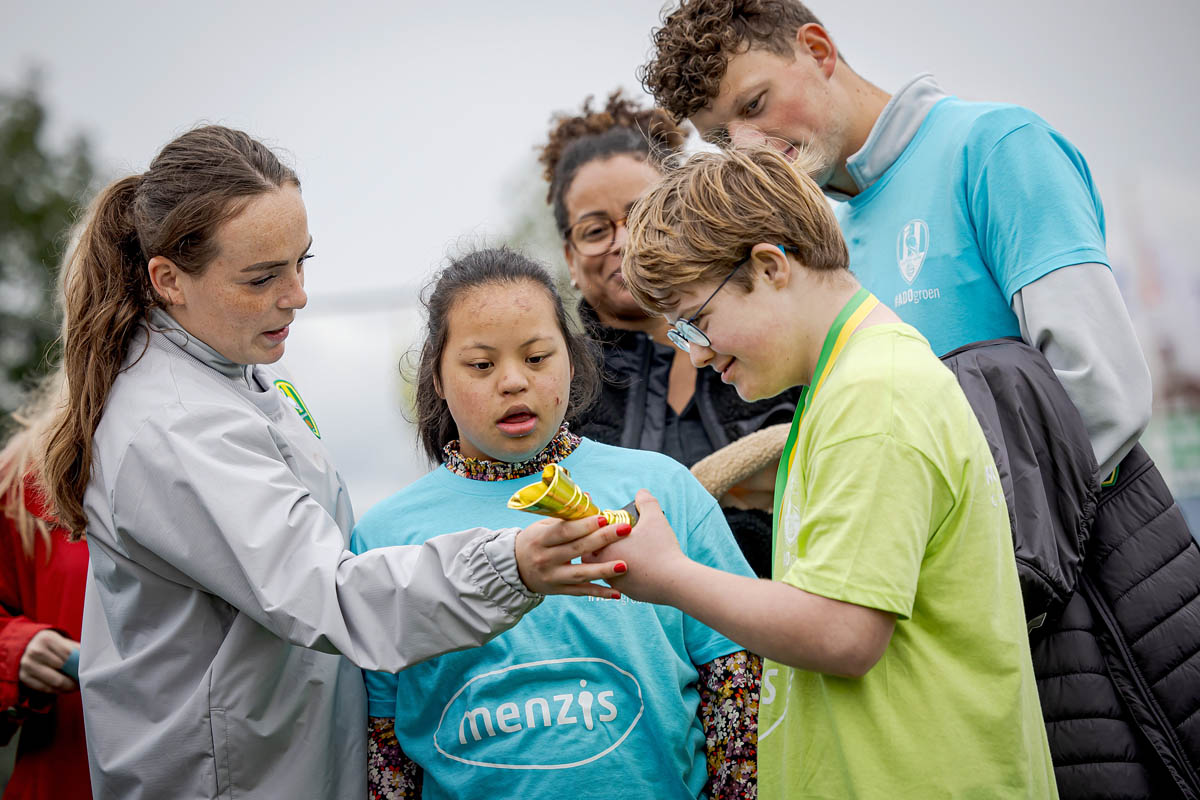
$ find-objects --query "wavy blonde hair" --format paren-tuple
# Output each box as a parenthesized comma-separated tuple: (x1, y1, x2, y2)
(621, 143, 847, 314)
(1, 370, 65, 557)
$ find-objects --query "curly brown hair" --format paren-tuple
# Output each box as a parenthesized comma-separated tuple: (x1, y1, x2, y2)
(538, 90, 686, 235)
(641, 0, 826, 122)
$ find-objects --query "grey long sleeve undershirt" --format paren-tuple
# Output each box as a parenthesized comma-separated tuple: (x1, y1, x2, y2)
(1013, 263, 1152, 477)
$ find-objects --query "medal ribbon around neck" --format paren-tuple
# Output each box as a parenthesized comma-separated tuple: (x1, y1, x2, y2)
(771, 287, 880, 553)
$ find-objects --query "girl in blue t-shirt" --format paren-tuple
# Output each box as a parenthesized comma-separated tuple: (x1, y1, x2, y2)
(352, 247, 760, 800)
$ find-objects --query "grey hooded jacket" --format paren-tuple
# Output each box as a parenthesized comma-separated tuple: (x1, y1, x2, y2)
(80, 313, 541, 799)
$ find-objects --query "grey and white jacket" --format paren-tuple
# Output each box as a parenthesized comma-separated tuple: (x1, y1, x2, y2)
(79, 311, 541, 799)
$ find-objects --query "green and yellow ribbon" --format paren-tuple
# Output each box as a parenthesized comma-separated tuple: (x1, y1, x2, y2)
(772, 287, 880, 553)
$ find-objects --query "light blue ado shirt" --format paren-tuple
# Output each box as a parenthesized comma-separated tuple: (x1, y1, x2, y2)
(836, 86, 1109, 357)
(351, 438, 752, 800)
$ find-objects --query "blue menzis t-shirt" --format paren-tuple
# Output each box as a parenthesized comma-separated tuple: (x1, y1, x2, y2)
(837, 97, 1109, 356)
(351, 438, 752, 800)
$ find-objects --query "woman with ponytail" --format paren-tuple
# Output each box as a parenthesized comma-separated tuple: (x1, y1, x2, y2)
(38, 125, 629, 799)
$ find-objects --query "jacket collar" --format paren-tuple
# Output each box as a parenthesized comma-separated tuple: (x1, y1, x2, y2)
(826, 73, 948, 201)
(148, 307, 259, 389)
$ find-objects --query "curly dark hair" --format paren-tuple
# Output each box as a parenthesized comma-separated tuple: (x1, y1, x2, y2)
(640, 0, 826, 122)
(538, 90, 686, 235)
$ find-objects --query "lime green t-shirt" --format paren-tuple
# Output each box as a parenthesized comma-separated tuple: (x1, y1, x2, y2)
(759, 323, 1057, 800)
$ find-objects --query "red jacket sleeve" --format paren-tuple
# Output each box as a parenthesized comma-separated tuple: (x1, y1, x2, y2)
(0, 509, 56, 729)
(0, 618, 55, 710)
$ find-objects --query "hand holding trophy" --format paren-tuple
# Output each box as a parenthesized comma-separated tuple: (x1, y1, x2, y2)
(508, 464, 638, 526)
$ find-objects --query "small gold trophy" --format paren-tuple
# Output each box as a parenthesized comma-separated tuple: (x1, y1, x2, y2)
(507, 464, 638, 526)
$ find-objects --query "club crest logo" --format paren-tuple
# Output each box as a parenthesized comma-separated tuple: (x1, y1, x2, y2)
(896, 219, 930, 284)
(274, 379, 321, 439)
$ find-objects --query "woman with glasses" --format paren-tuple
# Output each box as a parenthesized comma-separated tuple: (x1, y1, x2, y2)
(540, 91, 801, 579)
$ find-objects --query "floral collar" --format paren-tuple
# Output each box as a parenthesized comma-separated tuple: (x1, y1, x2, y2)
(442, 425, 581, 481)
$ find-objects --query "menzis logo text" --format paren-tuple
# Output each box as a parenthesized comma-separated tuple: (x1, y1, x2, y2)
(459, 679, 618, 744)
(433, 657, 645, 769)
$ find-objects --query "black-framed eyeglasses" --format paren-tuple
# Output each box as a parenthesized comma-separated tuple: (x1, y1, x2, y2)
(564, 214, 627, 256)
(666, 257, 750, 353)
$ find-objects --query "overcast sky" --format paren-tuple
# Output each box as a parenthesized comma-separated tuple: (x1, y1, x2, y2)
(3, 0, 1198, 508)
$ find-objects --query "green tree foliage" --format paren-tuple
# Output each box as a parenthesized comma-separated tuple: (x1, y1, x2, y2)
(0, 74, 95, 416)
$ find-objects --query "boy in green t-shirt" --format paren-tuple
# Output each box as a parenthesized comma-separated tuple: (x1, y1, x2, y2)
(592, 144, 1057, 798)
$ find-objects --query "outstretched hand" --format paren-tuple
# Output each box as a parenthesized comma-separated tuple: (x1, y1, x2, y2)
(582, 489, 692, 605)
(515, 514, 632, 598)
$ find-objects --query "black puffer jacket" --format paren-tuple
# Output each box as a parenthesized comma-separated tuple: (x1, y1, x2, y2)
(944, 339, 1200, 799)
(572, 302, 800, 576)
(943, 338, 1098, 627)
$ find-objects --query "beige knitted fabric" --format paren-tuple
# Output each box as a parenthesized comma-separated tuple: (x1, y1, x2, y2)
(689, 423, 791, 500)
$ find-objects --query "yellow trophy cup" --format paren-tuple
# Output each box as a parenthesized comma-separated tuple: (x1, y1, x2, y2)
(506, 464, 638, 526)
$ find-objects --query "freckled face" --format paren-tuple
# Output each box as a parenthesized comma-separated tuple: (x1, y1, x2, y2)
(438, 281, 574, 463)
(690, 47, 850, 188)
(167, 185, 311, 364)
(670, 275, 795, 402)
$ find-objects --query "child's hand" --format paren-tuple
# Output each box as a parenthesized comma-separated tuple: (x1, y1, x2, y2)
(19, 629, 79, 694)
(583, 489, 692, 605)
(516, 514, 632, 599)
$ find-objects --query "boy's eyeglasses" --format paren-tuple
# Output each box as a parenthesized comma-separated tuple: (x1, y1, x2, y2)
(564, 215, 627, 256)
(666, 257, 750, 353)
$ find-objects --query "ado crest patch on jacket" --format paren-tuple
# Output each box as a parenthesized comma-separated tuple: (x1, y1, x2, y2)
(275, 379, 321, 439)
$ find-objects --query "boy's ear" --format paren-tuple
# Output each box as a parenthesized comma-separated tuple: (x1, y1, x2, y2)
(796, 22, 838, 79)
(750, 243, 792, 290)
